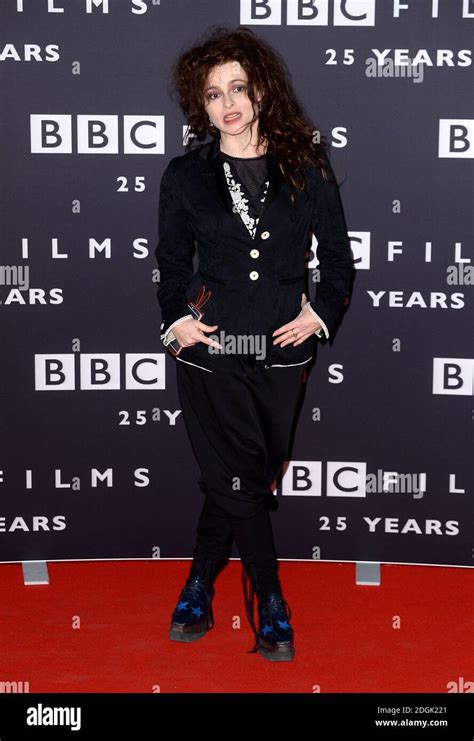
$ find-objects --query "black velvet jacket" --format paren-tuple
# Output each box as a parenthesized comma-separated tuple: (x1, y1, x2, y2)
(154, 135, 354, 372)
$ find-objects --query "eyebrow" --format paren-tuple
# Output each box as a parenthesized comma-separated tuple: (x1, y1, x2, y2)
(204, 78, 247, 93)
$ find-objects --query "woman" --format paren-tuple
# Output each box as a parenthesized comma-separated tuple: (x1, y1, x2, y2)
(154, 26, 354, 662)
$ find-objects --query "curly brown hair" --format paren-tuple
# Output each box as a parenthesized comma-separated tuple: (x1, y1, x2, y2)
(167, 25, 334, 201)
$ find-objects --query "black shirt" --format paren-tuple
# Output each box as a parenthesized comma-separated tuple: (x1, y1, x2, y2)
(218, 151, 270, 239)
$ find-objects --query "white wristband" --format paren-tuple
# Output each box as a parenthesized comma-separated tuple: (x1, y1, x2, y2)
(160, 314, 193, 346)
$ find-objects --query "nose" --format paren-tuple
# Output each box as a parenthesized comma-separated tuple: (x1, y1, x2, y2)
(223, 91, 236, 107)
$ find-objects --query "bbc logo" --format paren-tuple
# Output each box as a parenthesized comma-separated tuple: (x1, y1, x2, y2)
(309, 231, 370, 270)
(34, 354, 166, 390)
(30, 115, 165, 154)
(281, 461, 368, 497)
(240, 0, 376, 26)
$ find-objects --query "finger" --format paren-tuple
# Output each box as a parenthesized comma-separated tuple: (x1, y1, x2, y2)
(272, 321, 297, 337)
(196, 322, 218, 331)
(273, 330, 298, 347)
(195, 332, 222, 349)
(199, 337, 222, 349)
(275, 327, 313, 347)
(294, 332, 313, 346)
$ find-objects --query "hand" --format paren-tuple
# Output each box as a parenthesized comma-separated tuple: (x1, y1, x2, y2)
(272, 293, 321, 348)
(173, 319, 222, 350)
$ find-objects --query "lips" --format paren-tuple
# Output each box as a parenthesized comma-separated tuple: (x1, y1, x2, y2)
(223, 113, 241, 123)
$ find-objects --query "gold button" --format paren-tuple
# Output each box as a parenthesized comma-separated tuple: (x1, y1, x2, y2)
(250, 249, 260, 258)
(249, 271, 259, 280)
(261, 231, 270, 240)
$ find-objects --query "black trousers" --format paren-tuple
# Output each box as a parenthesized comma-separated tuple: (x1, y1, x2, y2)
(176, 354, 306, 597)
(191, 492, 282, 596)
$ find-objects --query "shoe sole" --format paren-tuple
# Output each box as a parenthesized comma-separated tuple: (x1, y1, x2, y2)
(168, 625, 209, 642)
(258, 644, 295, 662)
(168, 609, 214, 642)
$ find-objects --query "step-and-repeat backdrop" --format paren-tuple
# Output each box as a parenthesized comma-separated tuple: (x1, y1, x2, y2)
(1, 1, 472, 567)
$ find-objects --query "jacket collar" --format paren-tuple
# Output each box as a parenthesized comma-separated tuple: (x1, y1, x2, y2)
(197, 134, 221, 161)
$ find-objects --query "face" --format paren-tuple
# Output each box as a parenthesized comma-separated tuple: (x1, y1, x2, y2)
(203, 60, 260, 133)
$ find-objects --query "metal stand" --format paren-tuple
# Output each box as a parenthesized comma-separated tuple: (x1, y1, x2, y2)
(22, 561, 50, 585)
(356, 561, 380, 585)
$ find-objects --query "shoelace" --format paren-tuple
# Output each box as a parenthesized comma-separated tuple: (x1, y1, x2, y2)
(180, 576, 210, 605)
(241, 569, 292, 653)
(261, 593, 293, 622)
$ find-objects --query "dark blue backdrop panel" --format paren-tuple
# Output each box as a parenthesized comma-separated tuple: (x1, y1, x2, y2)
(1, 0, 472, 567)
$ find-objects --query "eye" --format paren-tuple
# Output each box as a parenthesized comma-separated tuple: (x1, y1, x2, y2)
(205, 85, 246, 102)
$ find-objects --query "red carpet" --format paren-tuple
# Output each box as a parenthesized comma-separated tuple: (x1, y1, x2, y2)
(1, 560, 472, 693)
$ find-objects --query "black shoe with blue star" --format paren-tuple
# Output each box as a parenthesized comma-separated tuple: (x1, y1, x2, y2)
(241, 566, 295, 661)
(255, 592, 295, 661)
(169, 574, 215, 643)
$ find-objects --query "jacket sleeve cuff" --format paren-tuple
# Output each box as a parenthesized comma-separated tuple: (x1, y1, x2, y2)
(160, 314, 193, 346)
(307, 303, 330, 339)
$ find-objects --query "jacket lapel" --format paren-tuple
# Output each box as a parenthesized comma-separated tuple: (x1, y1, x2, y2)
(198, 135, 287, 240)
